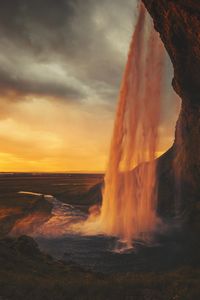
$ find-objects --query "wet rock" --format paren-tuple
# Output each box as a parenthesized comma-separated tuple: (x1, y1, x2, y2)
(0, 195, 53, 237)
(13, 235, 41, 257)
(142, 0, 200, 225)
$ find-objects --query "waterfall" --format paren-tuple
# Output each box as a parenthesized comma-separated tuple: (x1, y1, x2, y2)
(83, 3, 165, 247)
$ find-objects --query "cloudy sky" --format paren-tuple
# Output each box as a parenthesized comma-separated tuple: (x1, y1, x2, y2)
(0, 0, 180, 172)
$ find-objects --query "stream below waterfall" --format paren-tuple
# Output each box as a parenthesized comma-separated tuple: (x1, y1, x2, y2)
(16, 194, 188, 274)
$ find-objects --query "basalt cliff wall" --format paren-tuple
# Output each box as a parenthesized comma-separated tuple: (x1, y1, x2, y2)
(142, 0, 200, 223)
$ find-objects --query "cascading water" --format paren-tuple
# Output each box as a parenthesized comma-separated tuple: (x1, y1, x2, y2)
(11, 3, 167, 250)
(81, 3, 165, 247)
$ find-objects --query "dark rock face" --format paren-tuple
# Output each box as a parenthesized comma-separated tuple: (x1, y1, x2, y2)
(142, 0, 200, 102)
(142, 0, 200, 221)
(0, 196, 53, 237)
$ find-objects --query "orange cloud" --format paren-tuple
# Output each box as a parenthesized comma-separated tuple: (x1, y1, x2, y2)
(0, 95, 113, 172)
(0, 91, 180, 173)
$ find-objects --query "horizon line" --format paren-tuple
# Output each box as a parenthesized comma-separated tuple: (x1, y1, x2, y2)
(0, 171, 105, 174)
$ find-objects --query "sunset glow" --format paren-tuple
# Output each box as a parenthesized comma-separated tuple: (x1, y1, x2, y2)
(0, 0, 180, 173)
(0, 93, 179, 172)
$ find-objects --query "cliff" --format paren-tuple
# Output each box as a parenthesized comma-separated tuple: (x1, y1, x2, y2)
(142, 0, 200, 222)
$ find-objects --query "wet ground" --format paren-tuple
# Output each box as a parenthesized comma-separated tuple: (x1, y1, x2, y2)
(31, 196, 195, 274)
(0, 173, 198, 274)
(36, 234, 196, 274)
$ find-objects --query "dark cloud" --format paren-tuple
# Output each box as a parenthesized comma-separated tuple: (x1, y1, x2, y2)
(0, 68, 85, 100)
(0, 0, 136, 103)
(0, 0, 74, 42)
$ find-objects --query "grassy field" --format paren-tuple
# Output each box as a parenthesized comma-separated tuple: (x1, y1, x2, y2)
(0, 172, 103, 206)
(0, 235, 200, 300)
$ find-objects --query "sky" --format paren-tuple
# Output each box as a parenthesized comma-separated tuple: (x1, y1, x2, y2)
(0, 0, 180, 172)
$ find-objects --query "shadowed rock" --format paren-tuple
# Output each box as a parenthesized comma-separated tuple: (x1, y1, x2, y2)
(0, 195, 53, 237)
(139, 0, 200, 226)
